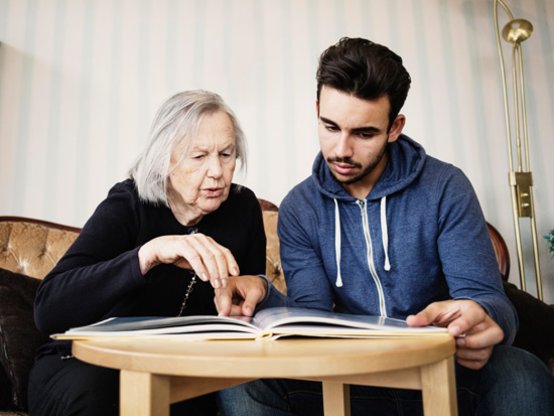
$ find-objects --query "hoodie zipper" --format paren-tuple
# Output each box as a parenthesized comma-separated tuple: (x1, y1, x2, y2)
(357, 199, 387, 317)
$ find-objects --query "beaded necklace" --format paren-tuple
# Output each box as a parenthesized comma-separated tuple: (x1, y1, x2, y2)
(177, 273, 198, 316)
(177, 227, 199, 316)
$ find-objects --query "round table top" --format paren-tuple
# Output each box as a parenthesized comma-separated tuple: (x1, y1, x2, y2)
(73, 335, 455, 379)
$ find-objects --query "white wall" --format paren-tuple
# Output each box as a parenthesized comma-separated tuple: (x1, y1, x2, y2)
(1, 0, 553, 301)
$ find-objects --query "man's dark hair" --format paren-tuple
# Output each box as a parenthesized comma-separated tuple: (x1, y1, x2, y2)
(316, 37, 411, 128)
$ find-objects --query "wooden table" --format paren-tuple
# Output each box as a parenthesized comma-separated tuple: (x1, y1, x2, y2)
(72, 335, 457, 416)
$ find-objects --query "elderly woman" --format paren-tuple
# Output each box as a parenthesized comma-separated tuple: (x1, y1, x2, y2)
(28, 90, 266, 416)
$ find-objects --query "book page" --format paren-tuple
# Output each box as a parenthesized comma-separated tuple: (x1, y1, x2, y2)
(253, 307, 447, 336)
(59, 315, 259, 337)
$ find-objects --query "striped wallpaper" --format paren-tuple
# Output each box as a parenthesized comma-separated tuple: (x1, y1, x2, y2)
(1, 0, 553, 301)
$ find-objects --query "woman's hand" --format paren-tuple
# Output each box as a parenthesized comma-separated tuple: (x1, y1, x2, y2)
(138, 233, 239, 288)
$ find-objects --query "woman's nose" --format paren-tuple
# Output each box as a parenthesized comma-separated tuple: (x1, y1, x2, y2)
(207, 156, 223, 178)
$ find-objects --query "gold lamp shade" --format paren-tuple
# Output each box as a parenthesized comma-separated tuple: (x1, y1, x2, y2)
(502, 19, 533, 44)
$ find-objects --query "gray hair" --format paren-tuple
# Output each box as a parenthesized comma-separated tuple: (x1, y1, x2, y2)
(130, 90, 247, 206)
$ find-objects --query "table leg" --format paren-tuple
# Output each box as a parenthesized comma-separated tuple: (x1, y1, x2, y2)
(322, 381, 350, 416)
(120, 370, 170, 416)
(420, 357, 458, 416)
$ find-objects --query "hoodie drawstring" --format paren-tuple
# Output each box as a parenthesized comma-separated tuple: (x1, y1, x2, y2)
(333, 196, 391, 287)
(380, 196, 391, 271)
(333, 199, 343, 287)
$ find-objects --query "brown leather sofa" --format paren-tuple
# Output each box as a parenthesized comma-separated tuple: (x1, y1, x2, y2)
(0, 206, 552, 414)
(0, 218, 81, 415)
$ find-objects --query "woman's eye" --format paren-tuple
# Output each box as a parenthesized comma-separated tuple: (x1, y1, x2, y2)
(192, 154, 205, 160)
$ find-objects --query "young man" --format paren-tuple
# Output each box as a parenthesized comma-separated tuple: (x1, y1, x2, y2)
(215, 37, 554, 415)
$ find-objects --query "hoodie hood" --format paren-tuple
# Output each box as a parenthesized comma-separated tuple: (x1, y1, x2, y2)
(310, 134, 427, 288)
(311, 134, 427, 201)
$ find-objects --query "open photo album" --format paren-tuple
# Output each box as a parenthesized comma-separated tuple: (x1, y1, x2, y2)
(52, 306, 448, 341)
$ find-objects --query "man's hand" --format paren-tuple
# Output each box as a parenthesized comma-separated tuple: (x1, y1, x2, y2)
(406, 299, 504, 369)
(214, 275, 268, 317)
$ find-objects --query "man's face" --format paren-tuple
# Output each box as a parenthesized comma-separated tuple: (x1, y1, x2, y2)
(317, 86, 404, 199)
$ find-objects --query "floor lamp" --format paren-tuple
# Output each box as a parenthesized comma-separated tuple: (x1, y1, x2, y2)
(493, 0, 543, 300)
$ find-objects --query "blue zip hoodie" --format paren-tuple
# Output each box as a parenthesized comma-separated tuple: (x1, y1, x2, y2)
(263, 135, 517, 344)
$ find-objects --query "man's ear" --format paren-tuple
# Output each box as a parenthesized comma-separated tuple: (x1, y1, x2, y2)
(315, 100, 319, 115)
(388, 114, 406, 143)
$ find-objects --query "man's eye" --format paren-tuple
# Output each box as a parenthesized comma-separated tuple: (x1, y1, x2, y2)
(358, 132, 375, 139)
(325, 125, 339, 132)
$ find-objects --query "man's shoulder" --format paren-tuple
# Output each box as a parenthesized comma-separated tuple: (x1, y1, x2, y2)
(423, 154, 455, 170)
(278, 178, 325, 238)
(420, 155, 467, 183)
(281, 176, 320, 210)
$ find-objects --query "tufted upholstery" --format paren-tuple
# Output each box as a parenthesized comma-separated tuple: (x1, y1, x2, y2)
(258, 200, 286, 294)
(0, 217, 80, 281)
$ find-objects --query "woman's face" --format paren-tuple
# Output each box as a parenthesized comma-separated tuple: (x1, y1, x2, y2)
(168, 110, 237, 222)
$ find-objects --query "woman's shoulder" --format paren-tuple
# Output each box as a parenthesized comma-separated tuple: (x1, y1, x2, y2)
(228, 183, 259, 205)
(92, 178, 151, 218)
(107, 178, 139, 197)
(104, 178, 158, 208)
(84, 179, 135, 216)
(215, 184, 262, 219)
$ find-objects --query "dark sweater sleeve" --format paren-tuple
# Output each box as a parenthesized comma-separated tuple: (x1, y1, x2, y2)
(34, 182, 147, 334)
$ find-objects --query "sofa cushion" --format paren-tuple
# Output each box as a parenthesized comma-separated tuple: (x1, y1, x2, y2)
(0, 365, 11, 409)
(0, 268, 49, 410)
(503, 281, 554, 370)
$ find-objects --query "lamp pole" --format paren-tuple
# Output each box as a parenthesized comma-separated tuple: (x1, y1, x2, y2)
(493, 0, 543, 300)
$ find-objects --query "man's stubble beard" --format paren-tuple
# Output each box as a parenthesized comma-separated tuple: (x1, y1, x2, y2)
(330, 143, 387, 186)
